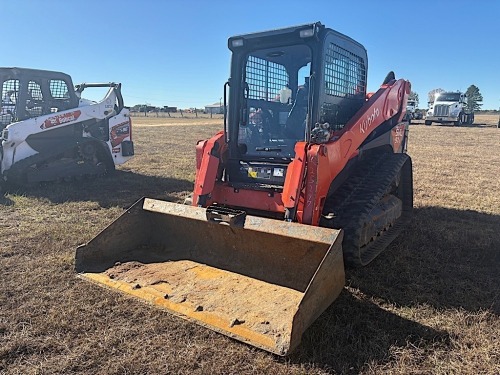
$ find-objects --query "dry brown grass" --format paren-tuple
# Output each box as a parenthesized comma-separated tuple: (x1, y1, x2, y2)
(130, 112, 224, 122)
(1, 115, 499, 374)
(132, 116, 223, 127)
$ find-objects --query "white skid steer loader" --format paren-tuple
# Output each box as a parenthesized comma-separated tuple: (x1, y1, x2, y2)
(0, 67, 134, 186)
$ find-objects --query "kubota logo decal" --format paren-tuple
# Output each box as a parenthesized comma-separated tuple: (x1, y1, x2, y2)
(41, 110, 81, 129)
(358, 107, 380, 134)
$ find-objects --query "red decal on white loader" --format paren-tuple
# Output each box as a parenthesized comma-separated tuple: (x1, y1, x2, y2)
(41, 110, 81, 129)
(110, 121, 130, 147)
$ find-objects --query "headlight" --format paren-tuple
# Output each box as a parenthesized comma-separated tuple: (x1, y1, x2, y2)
(299, 27, 315, 38)
(1, 129, 8, 141)
(231, 39, 244, 48)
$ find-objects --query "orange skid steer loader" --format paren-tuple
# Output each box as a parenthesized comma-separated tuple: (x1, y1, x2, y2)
(76, 22, 413, 356)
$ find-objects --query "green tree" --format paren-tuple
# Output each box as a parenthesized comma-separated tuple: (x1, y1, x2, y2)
(465, 85, 483, 112)
(408, 91, 419, 106)
(428, 88, 444, 104)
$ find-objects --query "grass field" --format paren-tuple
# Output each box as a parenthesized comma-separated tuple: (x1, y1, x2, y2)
(1, 115, 499, 374)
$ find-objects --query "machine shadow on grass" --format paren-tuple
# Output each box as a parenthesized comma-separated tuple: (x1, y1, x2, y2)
(348, 206, 499, 314)
(289, 206, 498, 373)
(2, 170, 194, 208)
(289, 291, 450, 374)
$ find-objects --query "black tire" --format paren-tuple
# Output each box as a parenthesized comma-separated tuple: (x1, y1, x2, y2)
(469, 113, 474, 125)
(454, 112, 464, 126)
(425, 120, 432, 126)
(93, 141, 116, 176)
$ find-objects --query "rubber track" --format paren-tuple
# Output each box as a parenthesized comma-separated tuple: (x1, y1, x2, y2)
(320, 152, 413, 267)
(4, 139, 109, 185)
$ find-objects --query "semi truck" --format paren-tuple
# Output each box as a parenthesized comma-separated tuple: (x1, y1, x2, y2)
(425, 91, 474, 126)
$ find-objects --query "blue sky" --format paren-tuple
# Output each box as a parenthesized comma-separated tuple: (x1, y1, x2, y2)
(3, 0, 500, 109)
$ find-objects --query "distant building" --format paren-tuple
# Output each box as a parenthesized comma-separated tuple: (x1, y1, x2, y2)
(204, 102, 223, 114)
(131, 104, 157, 113)
(163, 106, 177, 113)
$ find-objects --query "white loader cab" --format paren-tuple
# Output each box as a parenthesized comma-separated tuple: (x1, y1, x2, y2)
(425, 91, 474, 126)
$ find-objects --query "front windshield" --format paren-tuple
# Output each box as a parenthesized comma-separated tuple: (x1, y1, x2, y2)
(238, 44, 312, 158)
(436, 93, 461, 102)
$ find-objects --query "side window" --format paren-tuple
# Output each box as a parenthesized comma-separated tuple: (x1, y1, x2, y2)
(49, 79, 70, 99)
(1, 79, 20, 125)
(1, 79, 19, 104)
(49, 79, 72, 112)
(324, 43, 366, 98)
(298, 63, 311, 86)
(26, 80, 44, 117)
(246, 56, 289, 101)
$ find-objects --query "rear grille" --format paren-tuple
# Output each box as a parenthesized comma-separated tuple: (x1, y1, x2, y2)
(434, 105, 449, 116)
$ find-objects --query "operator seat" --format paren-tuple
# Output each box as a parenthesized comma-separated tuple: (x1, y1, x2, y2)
(284, 84, 308, 139)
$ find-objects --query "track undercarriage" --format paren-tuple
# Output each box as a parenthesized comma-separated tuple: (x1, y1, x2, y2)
(321, 152, 413, 266)
(4, 140, 114, 185)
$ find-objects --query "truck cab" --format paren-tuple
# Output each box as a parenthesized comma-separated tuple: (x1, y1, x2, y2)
(405, 99, 417, 122)
(425, 91, 474, 126)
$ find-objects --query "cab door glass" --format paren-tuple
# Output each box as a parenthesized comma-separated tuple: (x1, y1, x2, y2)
(49, 79, 71, 112)
(1, 79, 19, 126)
(26, 80, 44, 117)
(240, 45, 312, 158)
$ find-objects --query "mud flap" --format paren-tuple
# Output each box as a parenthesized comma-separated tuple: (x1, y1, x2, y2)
(76, 198, 344, 355)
